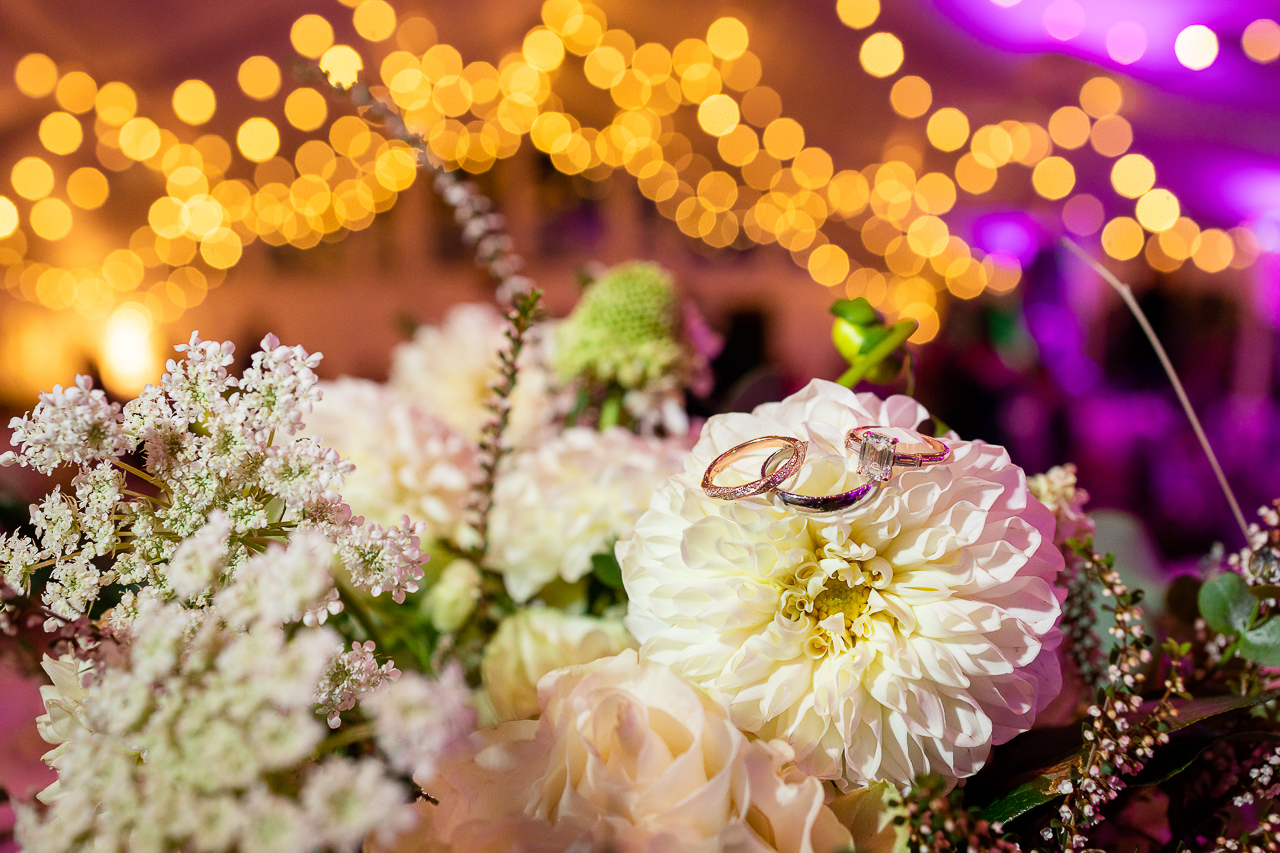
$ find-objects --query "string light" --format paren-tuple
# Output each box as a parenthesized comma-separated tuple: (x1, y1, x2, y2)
(0, 0, 1262, 347)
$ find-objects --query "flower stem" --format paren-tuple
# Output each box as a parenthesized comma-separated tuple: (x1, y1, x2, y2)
(335, 577, 386, 649)
(1061, 237, 1249, 544)
(109, 460, 166, 492)
(313, 721, 376, 755)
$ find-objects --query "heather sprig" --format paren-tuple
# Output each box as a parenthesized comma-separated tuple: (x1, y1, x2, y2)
(1047, 541, 1189, 850)
(898, 774, 1022, 853)
(464, 288, 543, 563)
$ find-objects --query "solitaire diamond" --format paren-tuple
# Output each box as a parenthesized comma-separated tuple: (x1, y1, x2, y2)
(856, 431, 897, 482)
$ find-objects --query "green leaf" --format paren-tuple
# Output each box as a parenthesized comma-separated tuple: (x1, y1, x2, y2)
(1240, 616, 1280, 666)
(591, 550, 625, 589)
(1198, 572, 1258, 636)
(830, 297, 879, 327)
(979, 687, 1280, 824)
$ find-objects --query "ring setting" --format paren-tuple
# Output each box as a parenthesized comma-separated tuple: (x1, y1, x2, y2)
(702, 425, 952, 512)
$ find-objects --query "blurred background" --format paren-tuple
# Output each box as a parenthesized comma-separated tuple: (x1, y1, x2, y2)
(1, 0, 1278, 574)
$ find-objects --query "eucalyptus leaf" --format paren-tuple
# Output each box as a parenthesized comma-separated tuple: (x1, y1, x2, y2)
(1239, 615, 1280, 666)
(1198, 572, 1257, 636)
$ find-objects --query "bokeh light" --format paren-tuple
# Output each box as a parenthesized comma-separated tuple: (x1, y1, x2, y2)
(1174, 25, 1218, 70)
(172, 80, 216, 125)
(860, 32, 904, 78)
(11, 157, 54, 200)
(14, 53, 57, 98)
(1243, 19, 1280, 63)
(38, 112, 83, 156)
(239, 56, 282, 100)
(66, 167, 109, 210)
(1106, 21, 1146, 64)
(237, 118, 281, 163)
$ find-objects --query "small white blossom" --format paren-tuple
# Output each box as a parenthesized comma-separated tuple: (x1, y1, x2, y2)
(315, 641, 401, 728)
(2, 375, 131, 474)
(366, 664, 476, 782)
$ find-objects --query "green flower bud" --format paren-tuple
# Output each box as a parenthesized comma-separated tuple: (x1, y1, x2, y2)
(552, 261, 684, 390)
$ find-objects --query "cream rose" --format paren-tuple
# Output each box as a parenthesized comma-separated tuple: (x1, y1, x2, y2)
(425, 650, 855, 853)
(480, 607, 635, 722)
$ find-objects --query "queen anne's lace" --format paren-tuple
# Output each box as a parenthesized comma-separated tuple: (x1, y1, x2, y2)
(620, 380, 1064, 789)
(1, 333, 428, 626)
(17, 534, 411, 853)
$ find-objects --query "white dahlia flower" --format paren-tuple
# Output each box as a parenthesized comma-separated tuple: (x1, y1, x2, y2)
(302, 379, 477, 543)
(389, 303, 562, 446)
(422, 650, 856, 853)
(487, 427, 689, 602)
(619, 380, 1064, 789)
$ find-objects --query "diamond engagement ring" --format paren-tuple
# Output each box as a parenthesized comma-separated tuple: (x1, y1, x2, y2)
(760, 448, 882, 512)
(844, 426, 950, 482)
(702, 436, 807, 500)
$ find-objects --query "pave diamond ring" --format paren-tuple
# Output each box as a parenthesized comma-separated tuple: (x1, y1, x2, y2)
(702, 436, 807, 500)
(844, 426, 950, 483)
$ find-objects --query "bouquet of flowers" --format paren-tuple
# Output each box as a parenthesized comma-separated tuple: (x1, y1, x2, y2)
(2, 250, 1279, 853)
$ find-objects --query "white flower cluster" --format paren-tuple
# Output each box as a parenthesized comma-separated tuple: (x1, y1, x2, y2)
(389, 303, 562, 447)
(366, 663, 476, 782)
(1, 333, 430, 628)
(18, 534, 410, 853)
(487, 426, 688, 602)
(1027, 463, 1096, 546)
(302, 379, 477, 543)
(316, 640, 401, 728)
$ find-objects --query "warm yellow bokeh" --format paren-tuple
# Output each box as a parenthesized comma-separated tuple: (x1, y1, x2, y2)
(697, 94, 740, 137)
(927, 108, 969, 151)
(1134, 188, 1179, 232)
(1032, 156, 1075, 199)
(239, 56, 282, 100)
(14, 53, 57, 98)
(321, 46, 364, 89)
(237, 118, 281, 163)
(11, 157, 55, 200)
(707, 17, 749, 60)
(30, 198, 72, 240)
(836, 0, 880, 29)
(173, 80, 217, 125)
(353, 0, 397, 42)
(292, 14, 336, 59)
(55, 71, 97, 114)
(1101, 216, 1144, 260)
(1048, 106, 1090, 149)
(39, 112, 83, 156)
(1079, 76, 1122, 117)
(1112, 153, 1155, 198)
(67, 167, 109, 210)
(860, 32, 904, 78)
(0, 196, 17, 238)
(95, 82, 137, 126)
(285, 88, 329, 131)
(890, 76, 931, 118)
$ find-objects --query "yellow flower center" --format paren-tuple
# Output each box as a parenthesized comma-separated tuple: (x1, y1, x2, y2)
(810, 580, 871, 637)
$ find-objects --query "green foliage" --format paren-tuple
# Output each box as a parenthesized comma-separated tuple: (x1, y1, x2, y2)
(830, 297, 914, 387)
(1199, 570, 1280, 666)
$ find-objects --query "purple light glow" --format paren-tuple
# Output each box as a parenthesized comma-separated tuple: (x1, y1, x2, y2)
(971, 212, 1045, 264)
(930, 0, 1273, 99)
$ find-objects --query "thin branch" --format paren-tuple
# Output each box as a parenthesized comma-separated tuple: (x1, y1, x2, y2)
(1061, 237, 1249, 544)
